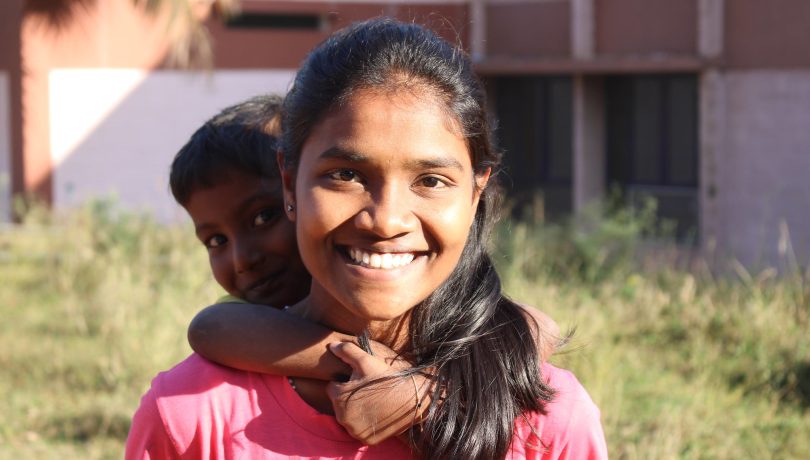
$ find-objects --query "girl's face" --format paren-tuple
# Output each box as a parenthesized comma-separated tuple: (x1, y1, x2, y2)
(282, 88, 489, 336)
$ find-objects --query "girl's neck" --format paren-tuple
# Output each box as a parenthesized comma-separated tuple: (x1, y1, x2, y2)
(287, 293, 410, 352)
(284, 294, 411, 415)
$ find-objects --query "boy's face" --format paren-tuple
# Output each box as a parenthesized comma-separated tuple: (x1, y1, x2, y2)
(184, 169, 310, 307)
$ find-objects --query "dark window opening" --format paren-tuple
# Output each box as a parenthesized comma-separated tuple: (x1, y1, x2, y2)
(493, 76, 573, 221)
(606, 74, 699, 242)
(226, 13, 323, 30)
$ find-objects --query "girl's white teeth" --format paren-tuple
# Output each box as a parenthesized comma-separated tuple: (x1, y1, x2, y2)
(349, 248, 415, 269)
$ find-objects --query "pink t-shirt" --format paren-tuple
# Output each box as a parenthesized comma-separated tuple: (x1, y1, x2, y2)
(126, 354, 607, 459)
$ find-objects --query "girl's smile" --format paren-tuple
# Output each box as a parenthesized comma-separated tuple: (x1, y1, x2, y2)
(283, 88, 489, 339)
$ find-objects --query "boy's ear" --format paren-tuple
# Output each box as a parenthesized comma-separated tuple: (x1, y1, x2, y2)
(277, 150, 296, 221)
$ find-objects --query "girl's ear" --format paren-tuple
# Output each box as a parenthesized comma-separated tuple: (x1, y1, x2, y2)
(277, 150, 296, 221)
(472, 167, 491, 203)
(475, 167, 492, 193)
(469, 167, 491, 225)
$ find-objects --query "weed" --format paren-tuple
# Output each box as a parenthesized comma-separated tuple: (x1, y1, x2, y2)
(0, 200, 808, 458)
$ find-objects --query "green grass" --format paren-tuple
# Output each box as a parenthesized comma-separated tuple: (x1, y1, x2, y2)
(1, 201, 808, 459)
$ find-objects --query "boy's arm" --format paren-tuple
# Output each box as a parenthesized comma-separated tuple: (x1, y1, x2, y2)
(188, 302, 352, 381)
(190, 303, 426, 445)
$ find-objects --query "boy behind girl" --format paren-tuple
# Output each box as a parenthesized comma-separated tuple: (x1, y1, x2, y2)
(133, 95, 427, 450)
(169, 94, 309, 308)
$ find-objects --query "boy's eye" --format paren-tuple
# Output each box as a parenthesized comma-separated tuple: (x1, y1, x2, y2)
(205, 234, 227, 249)
(328, 169, 360, 182)
(253, 209, 280, 227)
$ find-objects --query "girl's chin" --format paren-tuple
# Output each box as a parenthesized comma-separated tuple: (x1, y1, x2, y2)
(345, 297, 416, 321)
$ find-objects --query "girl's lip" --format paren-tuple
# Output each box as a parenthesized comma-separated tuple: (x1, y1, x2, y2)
(338, 243, 427, 254)
(337, 246, 427, 281)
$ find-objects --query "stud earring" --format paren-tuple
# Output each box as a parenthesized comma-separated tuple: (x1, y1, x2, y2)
(286, 204, 295, 212)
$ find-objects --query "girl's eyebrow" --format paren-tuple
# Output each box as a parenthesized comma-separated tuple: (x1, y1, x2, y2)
(319, 146, 464, 171)
(406, 157, 464, 172)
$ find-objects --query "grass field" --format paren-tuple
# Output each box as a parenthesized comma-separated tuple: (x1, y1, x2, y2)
(1, 201, 808, 459)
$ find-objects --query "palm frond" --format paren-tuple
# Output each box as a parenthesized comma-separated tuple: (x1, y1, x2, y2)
(135, 0, 241, 69)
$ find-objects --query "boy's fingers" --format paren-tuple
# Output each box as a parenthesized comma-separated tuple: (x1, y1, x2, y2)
(328, 342, 388, 378)
(326, 380, 344, 404)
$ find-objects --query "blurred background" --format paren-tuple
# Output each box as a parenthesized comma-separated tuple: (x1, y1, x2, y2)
(0, 1, 808, 458)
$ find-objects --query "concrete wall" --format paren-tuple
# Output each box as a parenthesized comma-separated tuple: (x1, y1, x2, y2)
(595, 0, 697, 56)
(211, 0, 471, 69)
(712, 71, 810, 267)
(48, 68, 296, 222)
(17, 0, 472, 204)
(20, 0, 171, 202)
(486, 0, 570, 58)
(725, 0, 810, 69)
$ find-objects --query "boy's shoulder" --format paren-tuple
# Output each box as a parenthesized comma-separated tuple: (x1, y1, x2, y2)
(215, 294, 248, 304)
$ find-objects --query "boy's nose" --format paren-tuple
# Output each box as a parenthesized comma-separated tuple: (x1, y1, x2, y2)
(233, 241, 264, 273)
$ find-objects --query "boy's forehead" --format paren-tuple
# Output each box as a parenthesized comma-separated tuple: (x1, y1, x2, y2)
(185, 171, 283, 224)
(205, 169, 282, 195)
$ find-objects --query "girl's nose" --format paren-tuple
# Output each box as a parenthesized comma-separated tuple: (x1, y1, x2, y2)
(354, 184, 417, 238)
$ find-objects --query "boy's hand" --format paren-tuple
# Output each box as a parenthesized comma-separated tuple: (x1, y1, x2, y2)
(326, 342, 429, 446)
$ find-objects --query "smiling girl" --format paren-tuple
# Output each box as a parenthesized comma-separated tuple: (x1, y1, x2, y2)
(127, 18, 606, 459)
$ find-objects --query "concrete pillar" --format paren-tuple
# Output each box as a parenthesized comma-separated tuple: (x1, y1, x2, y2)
(0, 0, 23, 215)
(572, 75, 605, 212)
(470, 0, 486, 61)
(0, 72, 10, 221)
(698, 0, 724, 252)
(699, 70, 724, 255)
(571, 0, 595, 59)
(698, 0, 724, 59)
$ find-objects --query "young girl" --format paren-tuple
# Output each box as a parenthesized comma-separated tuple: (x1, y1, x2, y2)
(127, 18, 606, 459)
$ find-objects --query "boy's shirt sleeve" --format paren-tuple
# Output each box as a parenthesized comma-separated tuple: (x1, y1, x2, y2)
(215, 294, 247, 304)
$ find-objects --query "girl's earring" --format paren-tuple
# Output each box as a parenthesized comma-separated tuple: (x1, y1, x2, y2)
(286, 204, 295, 213)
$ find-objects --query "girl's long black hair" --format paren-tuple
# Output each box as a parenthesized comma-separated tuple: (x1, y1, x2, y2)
(280, 18, 554, 460)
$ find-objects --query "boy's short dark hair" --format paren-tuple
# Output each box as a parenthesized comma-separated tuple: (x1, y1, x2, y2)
(170, 94, 283, 206)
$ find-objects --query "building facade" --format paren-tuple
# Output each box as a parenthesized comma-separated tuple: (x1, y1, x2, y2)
(1, 0, 809, 267)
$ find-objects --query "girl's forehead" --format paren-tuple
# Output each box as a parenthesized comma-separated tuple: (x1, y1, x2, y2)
(333, 87, 464, 137)
(300, 89, 473, 170)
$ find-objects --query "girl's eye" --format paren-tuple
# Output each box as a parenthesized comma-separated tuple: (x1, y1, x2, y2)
(205, 234, 227, 249)
(253, 209, 279, 227)
(418, 176, 448, 189)
(329, 169, 360, 182)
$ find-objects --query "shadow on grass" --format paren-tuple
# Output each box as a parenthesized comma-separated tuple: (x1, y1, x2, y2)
(770, 360, 810, 411)
(791, 360, 810, 410)
(43, 410, 131, 442)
